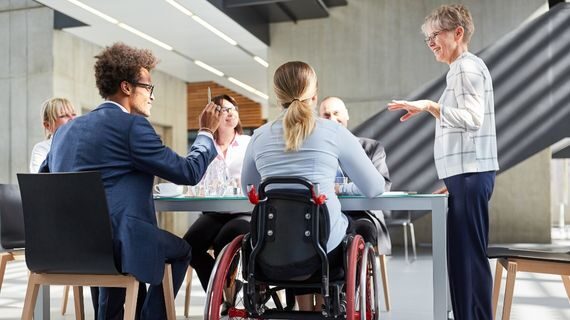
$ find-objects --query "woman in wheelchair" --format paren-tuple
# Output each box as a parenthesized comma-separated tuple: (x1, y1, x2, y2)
(235, 61, 386, 316)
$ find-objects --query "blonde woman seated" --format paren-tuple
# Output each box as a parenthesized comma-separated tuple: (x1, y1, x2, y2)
(183, 94, 251, 292)
(29, 98, 77, 173)
(241, 61, 385, 311)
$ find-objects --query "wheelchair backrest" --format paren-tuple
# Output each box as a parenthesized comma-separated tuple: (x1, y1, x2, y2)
(248, 177, 330, 281)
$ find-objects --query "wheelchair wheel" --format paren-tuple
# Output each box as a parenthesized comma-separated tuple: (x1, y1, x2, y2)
(346, 235, 379, 320)
(345, 234, 364, 320)
(359, 243, 380, 320)
(205, 235, 250, 320)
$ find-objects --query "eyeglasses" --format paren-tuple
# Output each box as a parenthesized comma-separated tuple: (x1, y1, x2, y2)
(424, 30, 445, 45)
(221, 105, 239, 113)
(129, 81, 155, 96)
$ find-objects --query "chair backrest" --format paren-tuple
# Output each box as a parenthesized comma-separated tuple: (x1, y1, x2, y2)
(248, 177, 330, 281)
(17, 172, 121, 275)
(0, 184, 25, 250)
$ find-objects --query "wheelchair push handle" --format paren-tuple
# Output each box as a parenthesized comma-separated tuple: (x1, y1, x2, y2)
(246, 184, 259, 204)
(248, 177, 327, 205)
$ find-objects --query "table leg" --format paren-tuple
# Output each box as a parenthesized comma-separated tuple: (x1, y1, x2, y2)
(432, 198, 448, 320)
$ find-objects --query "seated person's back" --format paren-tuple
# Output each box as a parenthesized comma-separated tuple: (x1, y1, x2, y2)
(242, 118, 385, 252)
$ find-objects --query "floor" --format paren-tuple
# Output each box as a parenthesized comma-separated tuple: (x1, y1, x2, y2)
(1, 245, 569, 319)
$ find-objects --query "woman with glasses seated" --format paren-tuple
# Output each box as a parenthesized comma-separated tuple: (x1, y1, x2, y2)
(183, 94, 251, 292)
(29, 98, 77, 173)
(241, 61, 385, 311)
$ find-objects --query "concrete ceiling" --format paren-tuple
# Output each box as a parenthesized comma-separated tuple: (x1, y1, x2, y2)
(36, 0, 270, 107)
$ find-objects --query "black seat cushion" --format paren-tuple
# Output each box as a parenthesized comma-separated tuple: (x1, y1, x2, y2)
(487, 246, 570, 263)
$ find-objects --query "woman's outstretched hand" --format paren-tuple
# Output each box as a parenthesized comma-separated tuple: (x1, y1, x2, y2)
(387, 100, 438, 121)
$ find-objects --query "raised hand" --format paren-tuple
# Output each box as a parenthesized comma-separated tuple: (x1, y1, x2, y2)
(387, 99, 438, 121)
(199, 102, 223, 133)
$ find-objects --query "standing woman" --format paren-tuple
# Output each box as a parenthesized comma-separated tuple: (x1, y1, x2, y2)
(29, 98, 77, 173)
(388, 4, 499, 320)
(183, 94, 251, 291)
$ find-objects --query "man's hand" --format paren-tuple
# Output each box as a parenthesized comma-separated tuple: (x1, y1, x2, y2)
(199, 102, 222, 133)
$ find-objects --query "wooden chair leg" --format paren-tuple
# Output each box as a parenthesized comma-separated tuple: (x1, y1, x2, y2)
(123, 279, 139, 320)
(184, 266, 193, 318)
(61, 285, 70, 314)
(492, 259, 504, 320)
(21, 272, 41, 320)
(561, 275, 570, 302)
(163, 264, 176, 320)
(0, 252, 14, 293)
(73, 286, 85, 320)
(501, 261, 518, 320)
(378, 254, 391, 311)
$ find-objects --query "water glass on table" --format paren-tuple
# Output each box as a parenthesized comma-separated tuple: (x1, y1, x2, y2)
(225, 177, 242, 196)
(335, 176, 349, 194)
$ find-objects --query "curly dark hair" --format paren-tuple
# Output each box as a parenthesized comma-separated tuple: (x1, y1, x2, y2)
(94, 42, 158, 98)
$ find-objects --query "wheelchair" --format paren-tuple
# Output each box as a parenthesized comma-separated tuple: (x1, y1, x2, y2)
(204, 177, 381, 319)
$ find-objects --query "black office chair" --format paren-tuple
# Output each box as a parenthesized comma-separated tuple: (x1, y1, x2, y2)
(385, 210, 418, 263)
(0, 184, 26, 294)
(487, 246, 570, 319)
(17, 172, 176, 320)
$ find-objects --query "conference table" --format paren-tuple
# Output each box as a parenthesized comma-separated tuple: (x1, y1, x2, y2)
(32, 193, 448, 319)
(155, 193, 449, 320)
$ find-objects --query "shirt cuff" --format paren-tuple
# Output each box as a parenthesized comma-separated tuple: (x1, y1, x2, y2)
(197, 131, 214, 141)
(439, 104, 449, 128)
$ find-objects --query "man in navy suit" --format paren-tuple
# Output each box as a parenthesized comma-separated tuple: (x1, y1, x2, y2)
(40, 42, 222, 319)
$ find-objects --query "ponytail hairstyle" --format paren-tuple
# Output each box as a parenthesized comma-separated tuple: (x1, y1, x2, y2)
(273, 61, 318, 151)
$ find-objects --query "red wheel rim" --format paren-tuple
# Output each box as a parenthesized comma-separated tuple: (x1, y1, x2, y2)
(206, 235, 245, 320)
(346, 235, 365, 320)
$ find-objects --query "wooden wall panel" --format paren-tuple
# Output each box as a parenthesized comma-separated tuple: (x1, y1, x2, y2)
(187, 81, 264, 130)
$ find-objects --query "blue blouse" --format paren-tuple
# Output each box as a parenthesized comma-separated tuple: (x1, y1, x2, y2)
(241, 118, 385, 252)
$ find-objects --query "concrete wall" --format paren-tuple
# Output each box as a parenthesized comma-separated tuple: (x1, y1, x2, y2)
(490, 149, 551, 243)
(268, 0, 552, 243)
(551, 159, 569, 226)
(0, 1, 53, 183)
